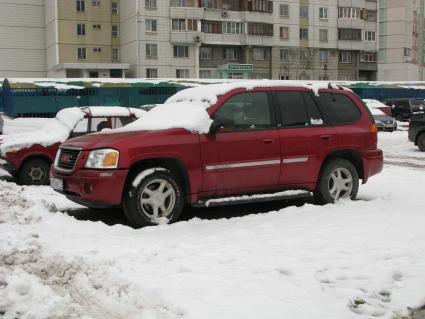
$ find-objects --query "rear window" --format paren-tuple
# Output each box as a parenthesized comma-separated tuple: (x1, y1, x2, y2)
(318, 93, 361, 124)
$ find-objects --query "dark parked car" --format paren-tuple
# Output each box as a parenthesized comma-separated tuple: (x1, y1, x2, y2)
(51, 82, 383, 227)
(408, 113, 425, 151)
(384, 98, 425, 121)
(363, 99, 397, 132)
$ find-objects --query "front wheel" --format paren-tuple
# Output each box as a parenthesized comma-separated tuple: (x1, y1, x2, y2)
(19, 158, 50, 185)
(123, 168, 184, 227)
(314, 159, 359, 204)
(417, 133, 425, 152)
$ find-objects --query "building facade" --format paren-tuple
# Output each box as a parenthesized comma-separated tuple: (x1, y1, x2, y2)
(0, 0, 379, 80)
(378, 0, 425, 81)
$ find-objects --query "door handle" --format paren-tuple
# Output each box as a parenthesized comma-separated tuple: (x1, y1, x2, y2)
(320, 135, 332, 140)
(263, 139, 274, 144)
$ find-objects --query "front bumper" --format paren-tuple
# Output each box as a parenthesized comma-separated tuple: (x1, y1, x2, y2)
(51, 168, 129, 206)
(362, 149, 384, 183)
(0, 157, 17, 176)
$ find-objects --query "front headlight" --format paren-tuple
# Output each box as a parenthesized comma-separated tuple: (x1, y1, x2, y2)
(85, 148, 119, 169)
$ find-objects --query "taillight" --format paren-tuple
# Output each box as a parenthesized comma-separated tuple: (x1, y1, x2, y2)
(370, 123, 378, 149)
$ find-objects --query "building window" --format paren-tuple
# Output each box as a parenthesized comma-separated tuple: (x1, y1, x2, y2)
(172, 19, 186, 31)
(280, 27, 289, 40)
(91, 0, 100, 6)
(338, 7, 360, 19)
(76, 0, 85, 12)
(404, 48, 411, 57)
(319, 29, 328, 42)
(280, 48, 289, 62)
(146, 68, 158, 78)
(112, 47, 120, 60)
(319, 50, 329, 62)
(338, 28, 362, 41)
(171, 0, 187, 7)
(224, 47, 238, 60)
(251, 0, 273, 13)
(173, 45, 189, 58)
(300, 6, 308, 18)
(299, 28, 308, 40)
(360, 51, 377, 62)
(319, 7, 328, 19)
(223, 21, 244, 34)
(187, 19, 198, 31)
(202, 20, 222, 33)
(112, 2, 119, 14)
(202, 0, 213, 8)
(92, 24, 101, 30)
(176, 69, 189, 78)
(145, 0, 157, 8)
(247, 22, 273, 36)
(299, 49, 307, 61)
(93, 47, 102, 53)
(78, 47, 87, 60)
(77, 23, 86, 36)
(199, 70, 212, 78)
(146, 43, 158, 57)
(112, 25, 119, 37)
(200, 47, 213, 59)
(363, 31, 376, 41)
(253, 47, 269, 60)
(339, 51, 353, 63)
(279, 4, 289, 17)
(367, 10, 377, 22)
(146, 19, 157, 32)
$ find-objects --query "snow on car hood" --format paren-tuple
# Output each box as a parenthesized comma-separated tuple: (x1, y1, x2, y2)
(114, 102, 213, 134)
(0, 108, 84, 156)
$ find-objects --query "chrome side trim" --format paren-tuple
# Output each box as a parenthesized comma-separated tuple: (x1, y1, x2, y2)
(206, 159, 281, 171)
(282, 157, 309, 164)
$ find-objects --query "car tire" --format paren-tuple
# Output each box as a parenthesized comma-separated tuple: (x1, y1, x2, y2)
(123, 168, 184, 228)
(314, 159, 359, 205)
(19, 158, 51, 185)
(417, 133, 425, 152)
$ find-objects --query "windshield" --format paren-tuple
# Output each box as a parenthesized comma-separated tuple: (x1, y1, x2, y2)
(411, 100, 425, 108)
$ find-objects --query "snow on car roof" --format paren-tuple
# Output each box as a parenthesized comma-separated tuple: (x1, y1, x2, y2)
(363, 99, 387, 116)
(165, 80, 345, 108)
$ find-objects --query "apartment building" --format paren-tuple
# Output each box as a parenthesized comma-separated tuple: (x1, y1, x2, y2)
(0, 0, 378, 80)
(0, 0, 46, 77)
(378, 0, 425, 81)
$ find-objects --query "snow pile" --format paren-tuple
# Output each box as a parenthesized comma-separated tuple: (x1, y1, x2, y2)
(84, 106, 146, 118)
(165, 80, 346, 108)
(116, 102, 213, 134)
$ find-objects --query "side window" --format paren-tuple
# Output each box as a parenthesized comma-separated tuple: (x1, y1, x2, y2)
(318, 93, 361, 124)
(303, 92, 324, 125)
(275, 91, 309, 126)
(90, 117, 110, 132)
(214, 92, 272, 131)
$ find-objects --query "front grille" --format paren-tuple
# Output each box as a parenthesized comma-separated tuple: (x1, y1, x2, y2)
(57, 148, 81, 171)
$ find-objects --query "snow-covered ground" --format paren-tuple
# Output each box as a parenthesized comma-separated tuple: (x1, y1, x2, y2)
(1, 128, 425, 319)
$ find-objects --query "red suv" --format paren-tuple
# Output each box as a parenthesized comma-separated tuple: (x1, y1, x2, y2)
(51, 83, 383, 227)
(0, 107, 143, 185)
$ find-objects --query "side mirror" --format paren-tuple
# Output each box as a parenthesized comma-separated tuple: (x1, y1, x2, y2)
(209, 117, 234, 135)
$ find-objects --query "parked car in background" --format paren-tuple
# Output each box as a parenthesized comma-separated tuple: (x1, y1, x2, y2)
(363, 99, 397, 132)
(383, 98, 425, 121)
(408, 113, 425, 151)
(51, 81, 383, 227)
(0, 106, 144, 185)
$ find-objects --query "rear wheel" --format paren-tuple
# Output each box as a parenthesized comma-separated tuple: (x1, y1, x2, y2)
(123, 168, 184, 227)
(19, 158, 50, 185)
(417, 133, 425, 152)
(314, 159, 359, 204)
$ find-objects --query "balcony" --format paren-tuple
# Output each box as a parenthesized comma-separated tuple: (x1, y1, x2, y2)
(169, 6, 205, 19)
(170, 31, 204, 44)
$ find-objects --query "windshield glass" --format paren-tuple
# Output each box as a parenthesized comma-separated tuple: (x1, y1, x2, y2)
(411, 100, 425, 108)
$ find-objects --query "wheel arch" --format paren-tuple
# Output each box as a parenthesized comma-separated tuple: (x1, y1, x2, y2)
(19, 154, 53, 170)
(415, 130, 425, 145)
(124, 157, 191, 200)
(320, 149, 364, 182)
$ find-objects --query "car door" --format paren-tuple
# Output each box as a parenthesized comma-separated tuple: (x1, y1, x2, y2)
(199, 90, 281, 194)
(274, 89, 337, 186)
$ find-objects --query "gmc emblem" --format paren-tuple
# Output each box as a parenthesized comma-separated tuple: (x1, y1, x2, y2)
(61, 154, 71, 163)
